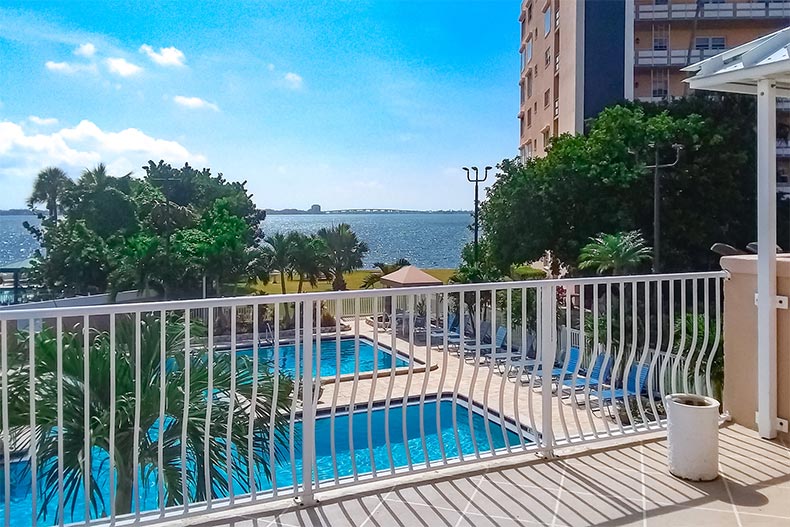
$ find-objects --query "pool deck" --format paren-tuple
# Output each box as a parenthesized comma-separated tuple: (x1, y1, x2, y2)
(316, 320, 611, 449)
(166, 424, 790, 526)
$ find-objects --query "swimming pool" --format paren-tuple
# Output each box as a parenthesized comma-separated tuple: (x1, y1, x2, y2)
(2, 396, 531, 525)
(237, 336, 411, 378)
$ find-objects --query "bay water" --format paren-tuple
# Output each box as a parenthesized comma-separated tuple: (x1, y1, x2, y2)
(0, 213, 472, 268)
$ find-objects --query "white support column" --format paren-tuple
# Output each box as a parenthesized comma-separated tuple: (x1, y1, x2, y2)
(300, 300, 317, 504)
(540, 284, 556, 456)
(756, 78, 778, 439)
(623, 0, 635, 100)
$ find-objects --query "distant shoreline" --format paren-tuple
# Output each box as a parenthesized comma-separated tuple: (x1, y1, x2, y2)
(0, 209, 470, 216)
(0, 209, 472, 216)
(265, 209, 471, 215)
(0, 209, 39, 217)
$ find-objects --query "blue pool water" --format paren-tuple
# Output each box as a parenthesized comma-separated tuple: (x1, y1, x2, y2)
(238, 337, 410, 378)
(2, 399, 529, 526)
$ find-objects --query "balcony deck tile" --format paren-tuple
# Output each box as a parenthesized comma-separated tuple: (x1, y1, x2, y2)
(184, 424, 790, 527)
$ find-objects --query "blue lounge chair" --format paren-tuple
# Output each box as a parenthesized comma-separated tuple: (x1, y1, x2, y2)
(561, 353, 612, 404)
(431, 314, 459, 338)
(520, 347, 581, 386)
(562, 353, 612, 392)
(591, 363, 654, 416)
(465, 326, 508, 362)
(431, 314, 465, 349)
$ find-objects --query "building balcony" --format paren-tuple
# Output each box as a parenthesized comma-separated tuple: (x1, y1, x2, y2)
(635, 0, 790, 21)
(635, 48, 726, 67)
(1, 270, 788, 526)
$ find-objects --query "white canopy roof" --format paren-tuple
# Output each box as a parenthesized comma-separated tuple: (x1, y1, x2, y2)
(683, 27, 790, 440)
(683, 26, 790, 96)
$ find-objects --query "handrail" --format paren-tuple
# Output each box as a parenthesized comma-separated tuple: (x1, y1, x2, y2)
(0, 271, 726, 320)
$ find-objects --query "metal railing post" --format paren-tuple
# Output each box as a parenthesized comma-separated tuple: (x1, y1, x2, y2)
(299, 299, 317, 505)
(540, 284, 556, 457)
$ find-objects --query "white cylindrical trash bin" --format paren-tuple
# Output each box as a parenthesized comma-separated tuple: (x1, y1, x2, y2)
(665, 393, 720, 481)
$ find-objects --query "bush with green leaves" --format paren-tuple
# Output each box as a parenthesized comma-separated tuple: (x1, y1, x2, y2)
(6, 314, 294, 520)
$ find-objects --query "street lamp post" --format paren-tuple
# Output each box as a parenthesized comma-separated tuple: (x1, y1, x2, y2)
(465, 166, 492, 262)
(644, 143, 683, 273)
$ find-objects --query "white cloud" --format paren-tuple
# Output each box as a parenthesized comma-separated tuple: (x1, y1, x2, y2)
(28, 116, 59, 126)
(284, 72, 303, 90)
(45, 60, 96, 74)
(0, 119, 206, 207)
(173, 95, 219, 111)
(139, 44, 186, 67)
(74, 43, 96, 57)
(267, 63, 275, 71)
(105, 57, 143, 77)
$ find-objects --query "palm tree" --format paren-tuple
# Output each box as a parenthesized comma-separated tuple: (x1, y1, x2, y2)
(316, 223, 369, 291)
(578, 231, 652, 275)
(288, 232, 327, 293)
(262, 232, 293, 295)
(27, 166, 73, 221)
(361, 258, 411, 289)
(7, 314, 295, 521)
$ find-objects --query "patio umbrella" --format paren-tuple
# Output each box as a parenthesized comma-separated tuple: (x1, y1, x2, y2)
(379, 265, 442, 288)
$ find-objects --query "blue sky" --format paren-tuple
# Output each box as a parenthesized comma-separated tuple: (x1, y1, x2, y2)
(0, 1, 519, 210)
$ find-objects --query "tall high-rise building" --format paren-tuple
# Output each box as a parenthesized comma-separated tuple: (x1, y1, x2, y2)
(518, 0, 790, 161)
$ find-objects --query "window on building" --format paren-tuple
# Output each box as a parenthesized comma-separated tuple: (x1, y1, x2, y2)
(544, 89, 551, 108)
(654, 0, 668, 5)
(545, 48, 551, 67)
(520, 116, 526, 137)
(526, 39, 533, 63)
(543, 7, 552, 35)
(695, 36, 726, 51)
(527, 2, 533, 21)
(526, 141, 533, 159)
(653, 37, 668, 51)
(527, 108, 532, 127)
(527, 72, 533, 97)
(521, 82, 526, 103)
(542, 128, 550, 149)
(652, 78, 668, 98)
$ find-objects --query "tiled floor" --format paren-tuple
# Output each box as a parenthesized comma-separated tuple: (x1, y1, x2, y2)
(189, 424, 790, 527)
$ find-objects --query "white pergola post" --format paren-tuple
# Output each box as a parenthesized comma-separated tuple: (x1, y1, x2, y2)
(683, 26, 790, 440)
(756, 78, 778, 439)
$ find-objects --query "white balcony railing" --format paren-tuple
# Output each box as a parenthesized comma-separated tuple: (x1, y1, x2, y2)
(635, 48, 725, 67)
(0, 271, 724, 526)
(636, 0, 790, 21)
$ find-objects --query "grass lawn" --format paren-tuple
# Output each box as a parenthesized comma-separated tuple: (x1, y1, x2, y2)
(251, 268, 456, 294)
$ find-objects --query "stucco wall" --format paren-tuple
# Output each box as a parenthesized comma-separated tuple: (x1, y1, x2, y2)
(720, 255, 790, 440)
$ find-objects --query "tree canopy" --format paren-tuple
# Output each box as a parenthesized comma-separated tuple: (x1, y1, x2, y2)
(481, 95, 760, 273)
(27, 161, 265, 300)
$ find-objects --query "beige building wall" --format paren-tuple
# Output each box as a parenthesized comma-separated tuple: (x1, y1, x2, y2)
(720, 255, 790, 442)
(633, 20, 785, 99)
(520, 0, 790, 160)
(519, 0, 581, 159)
